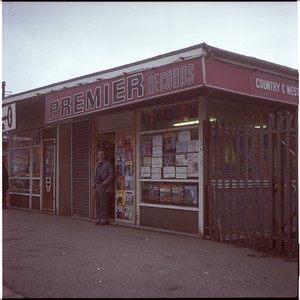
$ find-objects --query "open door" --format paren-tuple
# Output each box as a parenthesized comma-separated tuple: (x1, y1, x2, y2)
(42, 139, 56, 213)
(96, 132, 115, 218)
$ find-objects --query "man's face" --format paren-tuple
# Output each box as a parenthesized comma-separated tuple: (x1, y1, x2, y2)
(98, 151, 105, 161)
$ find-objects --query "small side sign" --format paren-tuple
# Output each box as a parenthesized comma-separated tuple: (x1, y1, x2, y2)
(2, 103, 16, 132)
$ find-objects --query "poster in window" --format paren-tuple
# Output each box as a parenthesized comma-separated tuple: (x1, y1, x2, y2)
(116, 162, 125, 176)
(178, 130, 191, 142)
(163, 132, 176, 151)
(187, 153, 199, 177)
(116, 132, 125, 148)
(152, 145, 163, 157)
(143, 156, 152, 167)
(188, 140, 200, 152)
(116, 149, 126, 162)
(116, 206, 124, 219)
(141, 136, 152, 156)
(184, 185, 198, 205)
(163, 166, 175, 178)
(125, 191, 134, 205)
(148, 184, 159, 202)
(152, 135, 163, 146)
(172, 185, 184, 203)
(116, 192, 125, 206)
(163, 154, 174, 167)
(152, 157, 162, 168)
(141, 166, 151, 178)
(125, 161, 134, 191)
(159, 183, 172, 203)
(176, 166, 187, 179)
(151, 167, 161, 179)
(125, 149, 133, 161)
(176, 141, 187, 153)
(176, 154, 187, 166)
(124, 133, 133, 149)
(124, 205, 134, 220)
(116, 176, 125, 190)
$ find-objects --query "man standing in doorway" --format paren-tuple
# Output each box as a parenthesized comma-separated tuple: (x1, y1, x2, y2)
(92, 149, 115, 226)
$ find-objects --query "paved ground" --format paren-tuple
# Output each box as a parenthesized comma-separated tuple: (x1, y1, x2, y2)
(2, 208, 299, 298)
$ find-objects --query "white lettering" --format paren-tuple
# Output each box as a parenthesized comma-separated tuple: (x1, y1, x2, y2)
(148, 64, 195, 96)
(286, 85, 298, 97)
(256, 78, 280, 92)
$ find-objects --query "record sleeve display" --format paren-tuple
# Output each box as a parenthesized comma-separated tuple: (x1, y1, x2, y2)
(142, 182, 198, 207)
(140, 128, 199, 181)
(115, 130, 135, 221)
(139, 101, 200, 207)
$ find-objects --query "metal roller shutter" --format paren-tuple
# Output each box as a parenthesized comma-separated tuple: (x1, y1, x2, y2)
(72, 120, 90, 218)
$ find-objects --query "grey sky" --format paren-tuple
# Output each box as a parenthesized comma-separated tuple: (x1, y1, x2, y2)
(2, 1, 298, 95)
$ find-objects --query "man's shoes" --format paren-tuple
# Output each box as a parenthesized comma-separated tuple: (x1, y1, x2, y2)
(99, 221, 109, 226)
(94, 221, 101, 225)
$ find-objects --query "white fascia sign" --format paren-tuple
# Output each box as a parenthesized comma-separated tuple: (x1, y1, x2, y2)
(2, 103, 16, 132)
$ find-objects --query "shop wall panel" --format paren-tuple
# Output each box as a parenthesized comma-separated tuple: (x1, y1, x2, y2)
(42, 127, 57, 140)
(9, 195, 29, 209)
(31, 196, 40, 210)
(140, 206, 198, 234)
(16, 99, 44, 131)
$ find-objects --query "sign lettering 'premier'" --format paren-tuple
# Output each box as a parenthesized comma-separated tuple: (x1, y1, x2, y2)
(45, 59, 202, 123)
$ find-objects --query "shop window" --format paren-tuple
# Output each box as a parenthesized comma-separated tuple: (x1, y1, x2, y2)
(139, 100, 199, 208)
(140, 100, 199, 131)
(10, 130, 41, 201)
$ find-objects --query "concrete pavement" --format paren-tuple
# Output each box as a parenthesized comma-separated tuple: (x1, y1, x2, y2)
(2, 208, 299, 298)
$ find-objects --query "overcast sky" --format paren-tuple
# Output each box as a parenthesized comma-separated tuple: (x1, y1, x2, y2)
(1, 1, 299, 95)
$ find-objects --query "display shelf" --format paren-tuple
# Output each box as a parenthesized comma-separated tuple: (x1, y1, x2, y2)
(139, 202, 199, 211)
(139, 100, 200, 208)
(9, 130, 41, 197)
(139, 178, 199, 183)
(141, 181, 198, 207)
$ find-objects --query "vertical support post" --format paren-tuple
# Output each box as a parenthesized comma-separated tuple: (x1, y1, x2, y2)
(276, 112, 283, 251)
(198, 97, 207, 237)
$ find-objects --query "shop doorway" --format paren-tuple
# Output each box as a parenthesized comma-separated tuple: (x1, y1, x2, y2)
(42, 139, 56, 213)
(96, 132, 116, 219)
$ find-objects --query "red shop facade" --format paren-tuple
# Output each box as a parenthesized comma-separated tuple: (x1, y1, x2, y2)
(2, 43, 298, 253)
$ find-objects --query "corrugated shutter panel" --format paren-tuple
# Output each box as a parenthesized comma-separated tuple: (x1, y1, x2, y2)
(72, 120, 90, 218)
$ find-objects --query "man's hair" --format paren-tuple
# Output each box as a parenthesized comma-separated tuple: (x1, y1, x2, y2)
(98, 147, 105, 153)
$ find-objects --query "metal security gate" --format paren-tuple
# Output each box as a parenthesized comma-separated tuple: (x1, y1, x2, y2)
(205, 111, 298, 254)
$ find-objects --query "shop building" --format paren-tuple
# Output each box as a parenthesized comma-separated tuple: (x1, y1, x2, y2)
(2, 43, 298, 253)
